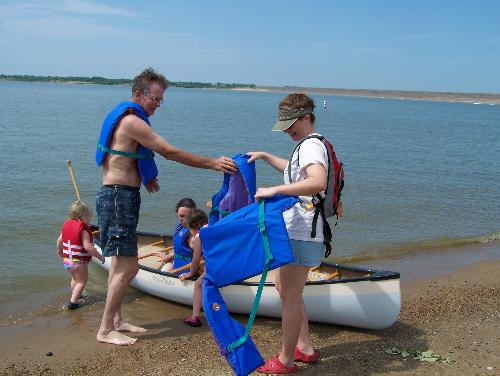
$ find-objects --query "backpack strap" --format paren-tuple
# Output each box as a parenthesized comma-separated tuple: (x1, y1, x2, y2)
(311, 199, 333, 258)
(287, 134, 327, 187)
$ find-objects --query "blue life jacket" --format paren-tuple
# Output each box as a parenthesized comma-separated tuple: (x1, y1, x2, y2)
(173, 223, 192, 272)
(202, 195, 298, 287)
(203, 281, 264, 376)
(95, 101, 158, 185)
(209, 154, 256, 225)
(200, 195, 299, 376)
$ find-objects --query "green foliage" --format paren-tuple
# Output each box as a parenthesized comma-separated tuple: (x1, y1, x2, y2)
(0, 74, 256, 89)
(383, 347, 451, 364)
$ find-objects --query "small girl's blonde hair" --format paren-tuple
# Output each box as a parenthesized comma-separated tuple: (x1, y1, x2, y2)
(68, 201, 92, 222)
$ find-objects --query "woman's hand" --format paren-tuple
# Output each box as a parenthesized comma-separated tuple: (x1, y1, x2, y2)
(99, 255, 105, 264)
(247, 152, 266, 163)
(247, 152, 288, 173)
(254, 186, 279, 201)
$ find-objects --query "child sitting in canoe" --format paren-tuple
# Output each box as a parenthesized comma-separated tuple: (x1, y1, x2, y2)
(154, 198, 196, 272)
(56, 201, 105, 310)
(179, 208, 208, 327)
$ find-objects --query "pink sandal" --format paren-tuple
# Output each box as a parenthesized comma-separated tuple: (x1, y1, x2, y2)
(257, 356, 298, 374)
(183, 316, 202, 327)
(294, 347, 319, 363)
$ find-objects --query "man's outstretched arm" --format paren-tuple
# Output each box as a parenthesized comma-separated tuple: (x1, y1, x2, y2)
(123, 116, 237, 173)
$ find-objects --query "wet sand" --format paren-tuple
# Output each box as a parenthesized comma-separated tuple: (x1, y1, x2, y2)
(1, 258, 499, 375)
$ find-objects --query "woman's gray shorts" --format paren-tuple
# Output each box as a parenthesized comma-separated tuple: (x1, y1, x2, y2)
(289, 239, 324, 267)
(96, 185, 141, 257)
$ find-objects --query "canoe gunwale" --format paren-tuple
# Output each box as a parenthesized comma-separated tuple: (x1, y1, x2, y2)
(139, 262, 400, 286)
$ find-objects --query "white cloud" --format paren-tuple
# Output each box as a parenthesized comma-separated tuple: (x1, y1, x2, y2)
(62, 0, 137, 17)
(351, 46, 400, 54)
(0, 1, 190, 41)
(0, 1, 137, 18)
(3, 15, 122, 39)
(393, 32, 454, 41)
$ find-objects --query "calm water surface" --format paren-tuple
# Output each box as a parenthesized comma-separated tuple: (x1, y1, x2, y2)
(0, 82, 499, 318)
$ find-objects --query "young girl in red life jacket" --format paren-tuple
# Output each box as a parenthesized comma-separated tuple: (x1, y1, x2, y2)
(56, 201, 105, 310)
(179, 209, 208, 327)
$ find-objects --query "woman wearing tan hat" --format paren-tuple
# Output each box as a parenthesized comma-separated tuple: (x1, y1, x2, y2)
(248, 93, 328, 374)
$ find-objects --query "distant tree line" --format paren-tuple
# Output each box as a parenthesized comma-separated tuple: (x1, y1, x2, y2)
(0, 74, 256, 89)
(0, 74, 130, 85)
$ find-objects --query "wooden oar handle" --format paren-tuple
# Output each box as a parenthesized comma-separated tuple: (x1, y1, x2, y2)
(170, 259, 205, 275)
(138, 252, 156, 260)
(138, 246, 174, 260)
(161, 245, 174, 253)
(148, 240, 166, 247)
(66, 160, 81, 201)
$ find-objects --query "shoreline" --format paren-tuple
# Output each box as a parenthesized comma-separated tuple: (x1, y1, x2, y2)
(2, 248, 499, 375)
(242, 86, 500, 105)
(2, 78, 499, 105)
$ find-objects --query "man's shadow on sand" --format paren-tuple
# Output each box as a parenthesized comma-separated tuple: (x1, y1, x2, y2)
(139, 318, 211, 339)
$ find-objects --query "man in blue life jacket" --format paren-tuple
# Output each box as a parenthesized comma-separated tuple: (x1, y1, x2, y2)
(95, 67, 237, 346)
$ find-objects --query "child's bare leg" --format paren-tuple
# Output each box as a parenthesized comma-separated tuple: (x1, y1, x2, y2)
(70, 278, 77, 299)
(192, 272, 205, 318)
(70, 264, 88, 304)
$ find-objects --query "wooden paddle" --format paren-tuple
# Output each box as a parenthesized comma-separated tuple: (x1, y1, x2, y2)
(66, 160, 81, 201)
(147, 240, 167, 247)
(170, 259, 205, 275)
(138, 245, 174, 260)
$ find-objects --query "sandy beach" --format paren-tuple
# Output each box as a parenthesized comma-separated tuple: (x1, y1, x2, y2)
(239, 86, 500, 105)
(1, 258, 498, 376)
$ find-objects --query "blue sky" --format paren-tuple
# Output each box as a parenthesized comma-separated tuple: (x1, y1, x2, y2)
(1, 0, 499, 93)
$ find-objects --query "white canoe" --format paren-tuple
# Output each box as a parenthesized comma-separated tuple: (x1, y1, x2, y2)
(92, 227, 401, 330)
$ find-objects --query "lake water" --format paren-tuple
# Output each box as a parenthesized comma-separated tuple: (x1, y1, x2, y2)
(0, 81, 499, 319)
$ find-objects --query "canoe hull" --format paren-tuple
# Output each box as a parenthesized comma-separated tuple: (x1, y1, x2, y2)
(94, 243, 400, 329)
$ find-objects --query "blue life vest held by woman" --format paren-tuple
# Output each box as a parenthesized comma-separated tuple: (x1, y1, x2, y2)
(201, 195, 299, 376)
(209, 153, 256, 225)
(95, 101, 158, 185)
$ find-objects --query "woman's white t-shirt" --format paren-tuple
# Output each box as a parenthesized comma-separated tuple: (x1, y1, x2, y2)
(282, 134, 328, 242)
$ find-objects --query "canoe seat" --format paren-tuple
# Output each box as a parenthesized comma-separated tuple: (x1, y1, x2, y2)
(307, 267, 341, 282)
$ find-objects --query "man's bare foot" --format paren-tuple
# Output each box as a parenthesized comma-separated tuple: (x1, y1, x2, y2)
(114, 322, 147, 333)
(96, 330, 137, 345)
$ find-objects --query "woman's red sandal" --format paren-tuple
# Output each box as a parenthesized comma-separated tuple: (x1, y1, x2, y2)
(257, 356, 298, 374)
(294, 347, 319, 363)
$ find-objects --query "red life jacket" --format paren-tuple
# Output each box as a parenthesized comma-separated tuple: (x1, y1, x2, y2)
(61, 220, 93, 262)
